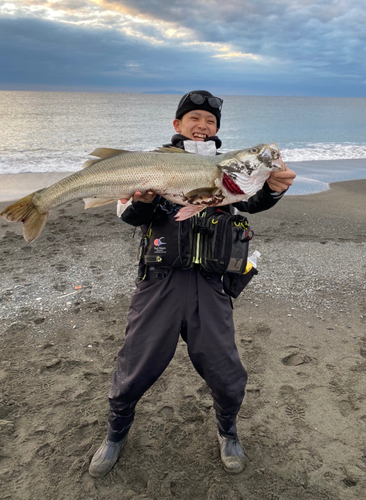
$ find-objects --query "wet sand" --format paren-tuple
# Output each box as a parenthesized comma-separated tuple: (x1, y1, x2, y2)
(0, 172, 73, 203)
(0, 178, 365, 500)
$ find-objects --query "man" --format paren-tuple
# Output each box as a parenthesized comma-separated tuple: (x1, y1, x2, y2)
(89, 90, 296, 477)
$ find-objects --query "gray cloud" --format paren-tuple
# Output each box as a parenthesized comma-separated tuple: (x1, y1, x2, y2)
(0, 16, 237, 91)
(110, 0, 366, 80)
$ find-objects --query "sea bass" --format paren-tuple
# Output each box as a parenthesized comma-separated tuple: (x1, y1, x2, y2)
(0, 144, 285, 243)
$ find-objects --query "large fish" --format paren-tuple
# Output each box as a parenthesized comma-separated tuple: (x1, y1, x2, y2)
(0, 143, 285, 243)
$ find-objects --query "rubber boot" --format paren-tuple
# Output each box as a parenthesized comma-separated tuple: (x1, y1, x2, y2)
(89, 426, 128, 478)
(217, 424, 245, 474)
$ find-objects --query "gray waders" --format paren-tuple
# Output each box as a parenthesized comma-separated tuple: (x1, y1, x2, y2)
(108, 267, 247, 441)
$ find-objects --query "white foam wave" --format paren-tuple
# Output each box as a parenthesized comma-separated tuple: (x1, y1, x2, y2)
(1, 142, 366, 176)
(288, 176, 330, 196)
(0, 151, 86, 175)
(295, 176, 329, 186)
(282, 143, 366, 162)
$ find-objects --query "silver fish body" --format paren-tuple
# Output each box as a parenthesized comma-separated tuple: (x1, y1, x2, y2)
(1, 143, 285, 242)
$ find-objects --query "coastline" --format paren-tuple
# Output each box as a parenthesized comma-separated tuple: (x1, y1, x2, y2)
(1, 176, 365, 499)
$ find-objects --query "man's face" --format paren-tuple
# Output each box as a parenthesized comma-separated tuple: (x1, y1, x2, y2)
(173, 110, 219, 141)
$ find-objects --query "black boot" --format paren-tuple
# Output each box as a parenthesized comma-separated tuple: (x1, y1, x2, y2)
(89, 425, 128, 478)
(216, 423, 245, 474)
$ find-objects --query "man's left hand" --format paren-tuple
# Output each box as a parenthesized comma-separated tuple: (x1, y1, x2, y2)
(267, 166, 296, 193)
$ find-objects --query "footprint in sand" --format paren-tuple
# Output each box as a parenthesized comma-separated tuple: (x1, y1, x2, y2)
(279, 385, 307, 424)
(285, 404, 306, 422)
(179, 395, 205, 423)
(35, 442, 55, 459)
(196, 384, 212, 411)
(147, 421, 165, 440)
(282, 352, 312, 366)
(143, 449, 162, 470)
(338, 398, 355, 417)
(158, 405, 174, 420)
(246, 387, 261, 398)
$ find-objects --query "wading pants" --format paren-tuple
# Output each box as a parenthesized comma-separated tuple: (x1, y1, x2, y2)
(108, 268, 247, 440)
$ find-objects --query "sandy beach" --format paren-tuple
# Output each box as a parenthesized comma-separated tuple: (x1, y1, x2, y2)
(1, 177, 365, 500)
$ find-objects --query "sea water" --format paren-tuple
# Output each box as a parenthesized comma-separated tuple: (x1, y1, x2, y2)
(1, 91, 366, 195)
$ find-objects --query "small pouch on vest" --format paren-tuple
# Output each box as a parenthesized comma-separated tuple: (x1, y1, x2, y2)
(200, 211, 253, 275)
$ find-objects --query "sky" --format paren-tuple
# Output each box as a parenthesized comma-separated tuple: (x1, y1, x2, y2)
(1, 0, 365, 97)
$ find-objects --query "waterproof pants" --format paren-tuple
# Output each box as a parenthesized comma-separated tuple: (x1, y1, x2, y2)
(108, 268, 247, 440)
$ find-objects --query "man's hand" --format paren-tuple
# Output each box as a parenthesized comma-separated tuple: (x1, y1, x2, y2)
(267, 166, 296, 193)
(120, 190, 156, 204)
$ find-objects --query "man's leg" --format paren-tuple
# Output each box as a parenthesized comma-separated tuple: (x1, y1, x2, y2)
(89, 269, 184, 477)
(185, 272, 247, 473)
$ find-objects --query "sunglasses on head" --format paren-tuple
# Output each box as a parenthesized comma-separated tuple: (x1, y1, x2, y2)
(181, 93, 223, 110)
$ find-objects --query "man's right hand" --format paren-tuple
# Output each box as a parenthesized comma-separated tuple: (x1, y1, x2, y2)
(120, 191, 156, 204)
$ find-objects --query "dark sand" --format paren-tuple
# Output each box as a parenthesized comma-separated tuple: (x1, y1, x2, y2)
(0, 178, 365, 500)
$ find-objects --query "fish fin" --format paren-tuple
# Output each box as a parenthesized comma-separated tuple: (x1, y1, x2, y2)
(83, 197, 118, 209)
(82, 158, 101, 168)
(117, 199, 132, 218)
(83, 148, 131, 168)
(0, 192, 49, 243)
(154, 146, 191, 154)
(89, 148, 131, 159)
(175, 205, 206, 221)
(184, 186, 219, 203)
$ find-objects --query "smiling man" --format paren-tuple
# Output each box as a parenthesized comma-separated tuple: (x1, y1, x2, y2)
(89, 90, 296, 479)
(170, 90, 222, 155)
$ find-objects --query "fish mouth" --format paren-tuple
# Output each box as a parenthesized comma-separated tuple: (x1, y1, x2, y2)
(258, 145, 285, 171)
(192, 132, 207, 141)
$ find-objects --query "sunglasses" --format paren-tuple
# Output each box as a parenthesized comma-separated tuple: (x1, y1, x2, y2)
(180, 93, 223, 110)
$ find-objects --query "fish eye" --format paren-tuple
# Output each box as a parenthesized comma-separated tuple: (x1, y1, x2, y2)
(250, 148, 258, 154)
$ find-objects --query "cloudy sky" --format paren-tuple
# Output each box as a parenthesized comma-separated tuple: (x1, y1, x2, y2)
(1, 0, 365, 96)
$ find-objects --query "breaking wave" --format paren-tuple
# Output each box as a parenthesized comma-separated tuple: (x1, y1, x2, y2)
(281, 143, 366, 162)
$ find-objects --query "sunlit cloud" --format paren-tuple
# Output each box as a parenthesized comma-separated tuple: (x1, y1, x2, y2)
(184, 40, 260, 61)
(213, 51, 258, 60)
(2, 0, 196, 46)
(212, 45, 260, 60)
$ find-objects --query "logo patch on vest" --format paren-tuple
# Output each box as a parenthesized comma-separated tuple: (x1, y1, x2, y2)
(154, 237, 167, 254)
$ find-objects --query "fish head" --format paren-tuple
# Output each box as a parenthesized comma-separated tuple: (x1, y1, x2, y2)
(235, 143, 285, 172)
(218, 143, 285, 176)
(217, 143, 286, 196)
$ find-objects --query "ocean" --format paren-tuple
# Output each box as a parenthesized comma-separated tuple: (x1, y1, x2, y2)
(1, 91, 366, 195)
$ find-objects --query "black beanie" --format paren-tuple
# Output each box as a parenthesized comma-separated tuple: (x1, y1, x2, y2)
(175, 90, 222, 128)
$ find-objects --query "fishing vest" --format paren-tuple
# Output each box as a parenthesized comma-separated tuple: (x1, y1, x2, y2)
(138, 199, 253, 276)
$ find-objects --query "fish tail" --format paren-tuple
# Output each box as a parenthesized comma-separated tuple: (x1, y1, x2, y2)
(0, 192, 49, 243)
